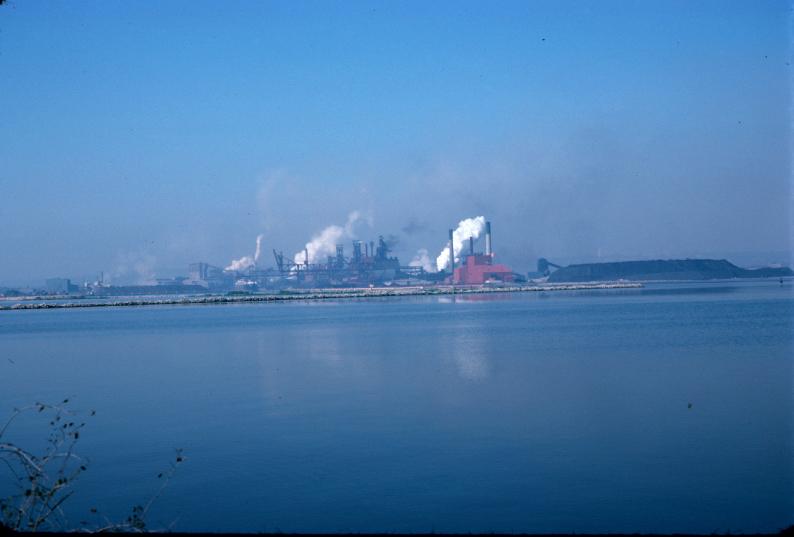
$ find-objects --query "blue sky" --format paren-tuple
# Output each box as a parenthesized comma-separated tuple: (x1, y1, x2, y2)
(0, 1, 790, 285)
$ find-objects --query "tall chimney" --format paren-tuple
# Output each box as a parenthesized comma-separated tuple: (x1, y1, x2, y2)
(448, 229, 455, 281)
(469, 237, 474, 256)
(305, 248, 309, 268)
(485, 221, 492, 257)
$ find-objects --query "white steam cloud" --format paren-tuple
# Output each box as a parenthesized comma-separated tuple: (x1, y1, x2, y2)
(409, 248, 435, 272)
(226, 234, 265, 272)
(436, 216, 486, 271)
(112, 251, 157, 285)
(254, 234, 263, 264)
(294, 211, 361, 265)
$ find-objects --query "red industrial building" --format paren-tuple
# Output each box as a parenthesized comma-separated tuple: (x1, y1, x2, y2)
(453, 252, 515, 284)
(449, 222, 515, 285)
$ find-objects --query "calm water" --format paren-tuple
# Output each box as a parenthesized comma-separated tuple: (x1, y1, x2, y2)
(0, 281, 791, 533)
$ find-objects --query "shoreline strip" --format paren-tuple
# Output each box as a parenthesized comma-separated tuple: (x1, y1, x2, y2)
(0, 282, 643, 311)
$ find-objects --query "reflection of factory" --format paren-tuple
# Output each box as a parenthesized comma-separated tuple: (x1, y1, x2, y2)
(448, 222, 518, 285)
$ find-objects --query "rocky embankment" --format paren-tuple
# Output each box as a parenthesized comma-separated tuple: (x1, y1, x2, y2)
(0, 282, 643, 311)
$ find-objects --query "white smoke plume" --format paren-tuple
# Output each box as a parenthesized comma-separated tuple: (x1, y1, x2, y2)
(254, 234, 263, 264)
(112, 251, 157, 285)
(294, 211, 361, 265)
(226, 234, 265, 272)
(409, 248, 435, 272)
(436, 216, 486, 271)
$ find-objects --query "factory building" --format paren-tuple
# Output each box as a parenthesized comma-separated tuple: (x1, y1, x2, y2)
(188, 262, 225, 282)
(272, 235, 405, 287)
(192, 220, 518, 290)
(186, 262, 234, 289)
(45, 278, 79, 294)
(450, 222, 516, 285)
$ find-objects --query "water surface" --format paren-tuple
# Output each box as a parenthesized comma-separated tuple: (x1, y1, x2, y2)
(0, 281, 791, 533)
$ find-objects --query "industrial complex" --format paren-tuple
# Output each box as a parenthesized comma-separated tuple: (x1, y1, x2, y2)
(450, 222, 516, 285)
(14, 218, 790, 300)
(184, 220, 522, 293)
(21, 220, 524, 297)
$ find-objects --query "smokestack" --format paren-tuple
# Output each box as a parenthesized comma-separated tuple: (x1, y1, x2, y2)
(305, 247, 309, 268)
(434, 216, 485, 273)
(449, 229, 455, 281)
(485, 221, 492, 257)
(469, 237, 474, 256)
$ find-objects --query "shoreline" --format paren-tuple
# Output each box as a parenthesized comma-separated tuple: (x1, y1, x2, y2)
(0, 282, 643, 311)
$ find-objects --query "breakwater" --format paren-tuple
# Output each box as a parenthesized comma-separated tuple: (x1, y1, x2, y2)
(0, 282, 643, 311)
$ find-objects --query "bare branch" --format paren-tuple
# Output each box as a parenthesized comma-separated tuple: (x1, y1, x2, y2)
(0, 443, 43, 474)
(1, 400, 182, 532)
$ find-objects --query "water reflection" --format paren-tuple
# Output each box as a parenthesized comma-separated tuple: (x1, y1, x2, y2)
(0, 282, 790, 533)
(447, 293, 515, 303)
(447, 327, 492, 382)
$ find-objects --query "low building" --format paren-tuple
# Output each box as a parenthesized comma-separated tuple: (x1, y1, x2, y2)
(186, 262, 234, 290)
(45, 278, 78, 294)
(453, 254, 515, 285)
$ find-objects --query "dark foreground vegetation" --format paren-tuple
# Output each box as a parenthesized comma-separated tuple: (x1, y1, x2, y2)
(0, 401, 183, 533)
(1, 402, 791, 534)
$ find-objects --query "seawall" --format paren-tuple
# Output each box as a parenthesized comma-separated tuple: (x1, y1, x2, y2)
(0, 282, 643, 311)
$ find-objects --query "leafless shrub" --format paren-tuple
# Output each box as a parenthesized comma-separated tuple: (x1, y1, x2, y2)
(0, 401, 184, 533)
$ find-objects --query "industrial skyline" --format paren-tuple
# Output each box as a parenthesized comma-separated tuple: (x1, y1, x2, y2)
(1, 4, 791, 534)
(1, 2, 790, 287)
(8, 213, 792, 298)
(23, 218, 526, 294)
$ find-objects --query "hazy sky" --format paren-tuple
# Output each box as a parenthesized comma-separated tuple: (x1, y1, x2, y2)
(0, 1, 790, 285)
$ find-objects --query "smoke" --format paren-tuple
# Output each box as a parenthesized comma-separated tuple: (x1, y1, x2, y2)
(112, 251, 157, 285)
(254, 234, 263, 264)
(436, 216, 486, 271)
(383, 234, 400, 250)
(402, 218, 429, 235)
(226, 234, 265, 272)
(293, 211, 362, 265)
(409, 248, 435, 272)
